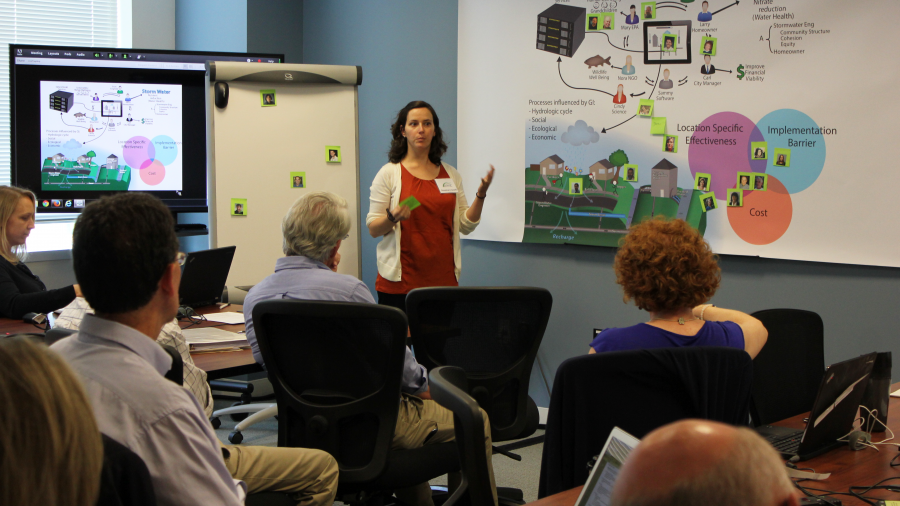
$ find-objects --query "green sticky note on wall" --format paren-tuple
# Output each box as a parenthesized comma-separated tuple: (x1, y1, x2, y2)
(651, 117, 667, 135)
(399, 196, 421, 211)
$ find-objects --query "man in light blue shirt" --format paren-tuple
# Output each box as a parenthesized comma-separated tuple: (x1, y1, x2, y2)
(53, 193, 338, 506)
(244, 192, 498, 506)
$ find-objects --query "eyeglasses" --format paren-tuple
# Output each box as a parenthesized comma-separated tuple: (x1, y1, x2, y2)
(175, 252, 187, 266)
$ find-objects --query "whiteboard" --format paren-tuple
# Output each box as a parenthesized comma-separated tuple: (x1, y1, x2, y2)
(208, 63, 361, 286)
(458, 0, 900, 267)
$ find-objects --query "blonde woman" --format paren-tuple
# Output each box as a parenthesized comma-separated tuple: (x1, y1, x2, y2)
(0, 186, 80, 318)
(0, 336, 103, 506)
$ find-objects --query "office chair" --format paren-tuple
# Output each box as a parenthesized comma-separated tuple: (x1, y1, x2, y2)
(430, 366, 507, 506)
(159, 340, 291, 505)
(749, 308, 825, 426)
(252, 299, 460, 505)
(538, 347, 753, 497)
(44, 326, 76, 345)
(407, 287, 552, 458)
(98, 434, 158, 506)
(208, 285, 276, 441)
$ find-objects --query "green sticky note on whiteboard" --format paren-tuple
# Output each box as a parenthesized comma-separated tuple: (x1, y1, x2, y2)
(399, 196, 421, 211)
(651, 117, 667, 135)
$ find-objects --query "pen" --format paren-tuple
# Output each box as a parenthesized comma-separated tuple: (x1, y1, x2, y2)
(219, 303, 230, 309)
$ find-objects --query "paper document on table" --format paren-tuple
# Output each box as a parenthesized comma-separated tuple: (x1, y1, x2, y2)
(891, 388, 900, 398)
(202, 312, 245, 325)
(182, 327, 248, 351)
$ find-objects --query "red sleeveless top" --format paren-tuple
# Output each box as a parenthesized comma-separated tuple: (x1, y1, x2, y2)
(375, 165, 458, 294)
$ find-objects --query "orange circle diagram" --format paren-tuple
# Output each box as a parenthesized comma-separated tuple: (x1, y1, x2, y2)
(727, 175, 792, 245)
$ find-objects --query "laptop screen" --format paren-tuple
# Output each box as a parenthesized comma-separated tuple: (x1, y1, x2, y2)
(575, 427, 641, 506)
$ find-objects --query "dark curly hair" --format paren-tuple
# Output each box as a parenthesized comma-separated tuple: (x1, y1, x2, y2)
(614, 217, 720, 313)
(388, 101, 447, 165)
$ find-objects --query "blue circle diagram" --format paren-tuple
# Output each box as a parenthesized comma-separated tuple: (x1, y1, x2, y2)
(756, 109, 826, 194)
(151, 135, 178, 166)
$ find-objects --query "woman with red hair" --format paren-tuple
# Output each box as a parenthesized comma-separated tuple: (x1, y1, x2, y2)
(589, 218, 767, 357)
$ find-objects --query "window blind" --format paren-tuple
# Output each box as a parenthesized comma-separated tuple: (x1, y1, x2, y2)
(0, 0, 118, 186)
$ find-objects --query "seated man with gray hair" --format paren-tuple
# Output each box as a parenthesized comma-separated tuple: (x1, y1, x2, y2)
(243, 191, 498, 506)
(610, 420, 800, 506)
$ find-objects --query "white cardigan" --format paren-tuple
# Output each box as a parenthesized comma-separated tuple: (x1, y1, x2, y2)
(366, 162, 480, 283)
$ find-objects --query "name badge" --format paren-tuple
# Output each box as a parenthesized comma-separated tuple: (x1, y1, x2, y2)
(435, 178, 458, 194)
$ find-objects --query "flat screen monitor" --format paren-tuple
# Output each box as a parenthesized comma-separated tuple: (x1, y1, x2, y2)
(643, 20, 693, 65)
(9, 45, 283, 214)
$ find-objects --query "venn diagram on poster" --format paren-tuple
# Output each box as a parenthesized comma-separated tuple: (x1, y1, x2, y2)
(687, 109, 826, 245)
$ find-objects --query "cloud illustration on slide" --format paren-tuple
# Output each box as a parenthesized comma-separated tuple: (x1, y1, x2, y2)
(561, 120, 600, 146)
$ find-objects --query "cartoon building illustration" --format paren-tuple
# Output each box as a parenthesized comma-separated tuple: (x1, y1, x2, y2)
(589, 159, 616, 181)
(49, 91, 74, 112)
(52, 153, 66, 165)
(651, 158, 678, 198)
(536, 4, 586, 58)
(77, 155, 90, 165)
(537, 155, 565, 176)
(107, 154, 118, 171)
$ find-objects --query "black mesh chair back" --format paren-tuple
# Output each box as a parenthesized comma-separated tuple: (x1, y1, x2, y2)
(749, 309, 825, 426)
(538, 347, 753, 498)
(160, 345, 183, 386)
(252, 299, 458, 493)
(406, 287, 552, 441)
(97, 434, 157, 506)
(44, 326, 76, 345)
(429, 366, 496, 506)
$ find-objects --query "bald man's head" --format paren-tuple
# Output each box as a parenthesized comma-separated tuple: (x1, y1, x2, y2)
(610, 420, 799, 506)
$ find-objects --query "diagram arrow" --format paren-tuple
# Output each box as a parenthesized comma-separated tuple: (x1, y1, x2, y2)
(711, 0, 739, 15)
(83, 117, 111, 144)
(678, 80, 688, 86)
(678, 76, 689, 83)
(611, 65, 622, 70)
(717, 69, 733, 73)
(59, 112, 89, 130)
(657, 4, 687, 10)
(557, 58, 614, 96)
(630, 91, 645, 97)
(647, 65, 662, 98)
(590, 32, 643, 53)
(601, 115, 636, 133)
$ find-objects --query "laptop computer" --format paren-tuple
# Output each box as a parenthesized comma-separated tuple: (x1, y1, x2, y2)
(756, 351, 877, 461)
(574, 427, 641, 506)
(178, 246, 236, 308)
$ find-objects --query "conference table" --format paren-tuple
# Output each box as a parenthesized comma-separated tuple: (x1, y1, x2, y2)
(0, 303, 259, 380)
(527, 385, 900, 506)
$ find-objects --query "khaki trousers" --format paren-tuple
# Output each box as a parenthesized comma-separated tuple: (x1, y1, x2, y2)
(391, 394, 498, 506)
(221, 442, 339, 506)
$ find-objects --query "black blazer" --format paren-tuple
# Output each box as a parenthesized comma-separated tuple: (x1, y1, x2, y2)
(0, 256, 76, 318)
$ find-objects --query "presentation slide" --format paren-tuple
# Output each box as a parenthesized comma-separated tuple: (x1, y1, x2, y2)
(458, 0, 900, 267)
(39, 81, 183, 192)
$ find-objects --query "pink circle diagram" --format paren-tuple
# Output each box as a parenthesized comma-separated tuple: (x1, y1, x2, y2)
(122, 136, 154, 168)
(687, 112, 765, 199)
(139, 159, 165, 186)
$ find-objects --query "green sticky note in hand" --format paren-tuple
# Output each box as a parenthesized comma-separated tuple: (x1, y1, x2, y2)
(399, 196, 421, 211)
(651, 117, 667, 135)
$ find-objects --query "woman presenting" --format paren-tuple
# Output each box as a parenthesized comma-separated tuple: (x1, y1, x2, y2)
(0, 186, 81, 318)
(367, 101, 494, 313)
